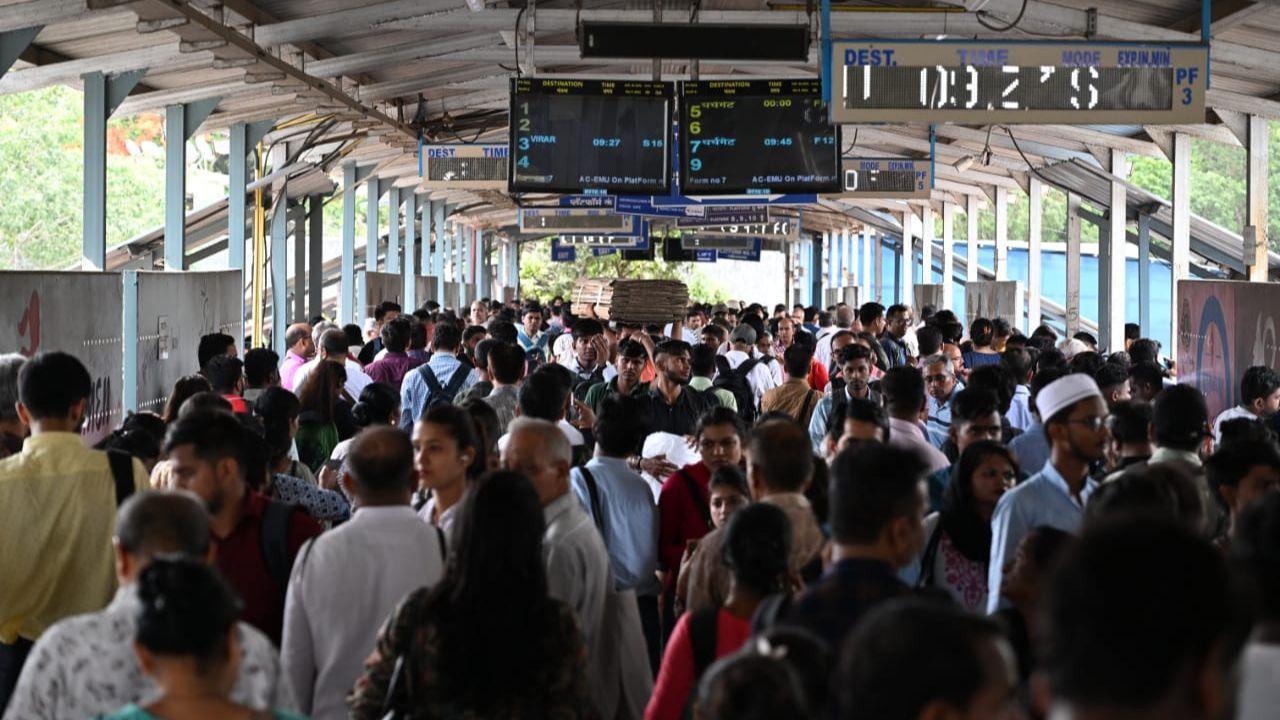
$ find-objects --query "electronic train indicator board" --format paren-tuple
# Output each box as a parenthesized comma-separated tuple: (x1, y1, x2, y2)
(421, 144, 508, 189)
(679, 79, 841, 195)
(839, 158, 932, 199)
(509, 77, 673, 194)
(518, 208, 638, 235)
(830, 40, 1207, 124)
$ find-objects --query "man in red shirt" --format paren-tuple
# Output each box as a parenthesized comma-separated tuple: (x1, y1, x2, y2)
(204, 355, 250, 415)
(657, 406, 746, 637)
(165, 409, 321, 644)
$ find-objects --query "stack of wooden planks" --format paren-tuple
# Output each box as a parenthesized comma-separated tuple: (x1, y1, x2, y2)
(571, 278, 689, 323)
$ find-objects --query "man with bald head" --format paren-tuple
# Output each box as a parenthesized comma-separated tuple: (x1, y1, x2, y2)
(282, 427, 445, 720)
(503, 418, 650, 718)
(279, 323, 315, 391)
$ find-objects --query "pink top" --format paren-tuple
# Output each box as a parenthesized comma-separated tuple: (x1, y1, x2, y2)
(279, 350, 308, 391)
(645, 608, 752, 720)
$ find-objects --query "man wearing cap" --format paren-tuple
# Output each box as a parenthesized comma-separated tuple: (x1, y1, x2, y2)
(986, 372, 1109, 613)
(721, 324, 779, 409)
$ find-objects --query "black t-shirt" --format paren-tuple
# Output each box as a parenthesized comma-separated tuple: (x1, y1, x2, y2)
(641, 385, 713, 437)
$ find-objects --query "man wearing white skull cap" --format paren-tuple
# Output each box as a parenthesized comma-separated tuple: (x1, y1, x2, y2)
(986, 373, 1110, 613)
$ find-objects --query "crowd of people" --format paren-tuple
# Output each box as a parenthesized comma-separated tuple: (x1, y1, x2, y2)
(1, 293, 1279, 720)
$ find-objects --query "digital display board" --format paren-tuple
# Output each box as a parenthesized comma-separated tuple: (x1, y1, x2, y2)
(518, 208, 637, 235)
(559, 235, 649, 249)
(509, 77, 672, 194)
(679, 79, 841, 195)
(421, 144, 508, 189)
(831, 40, 1207, 124)
(839, 158, 932, 199)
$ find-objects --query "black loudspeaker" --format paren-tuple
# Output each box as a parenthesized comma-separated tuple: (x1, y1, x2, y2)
(579, 22, 810, 61)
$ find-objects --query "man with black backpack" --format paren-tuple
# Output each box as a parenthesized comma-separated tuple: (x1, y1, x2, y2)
(398, 321, 478, 427)
(715, 325, 778, 424)
(0, 352, 150, 706)
(164, 409, 322, 646)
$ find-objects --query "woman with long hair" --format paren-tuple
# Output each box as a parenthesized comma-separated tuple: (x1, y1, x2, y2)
(648, 503, 793, 719)
(99, 558, 304, 720)
(253, 387, 350, 524)
(413, 404, 486, 535)
(348, 471, 590, 718)
(294, 360, 346, 472)
(913, 440, 1018, 611)
(162, 374, 212, 424)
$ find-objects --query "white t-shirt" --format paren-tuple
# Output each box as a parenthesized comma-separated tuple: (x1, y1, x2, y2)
(1239, 642, 1280, 720)
(292, 357, 373, 400)
(1213, 405, 1258, 443)
(722, 349, 779, 407)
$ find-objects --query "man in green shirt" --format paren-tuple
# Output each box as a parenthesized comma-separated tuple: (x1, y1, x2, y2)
(689, 343, 738, 413)
(583, 339, 650, 415)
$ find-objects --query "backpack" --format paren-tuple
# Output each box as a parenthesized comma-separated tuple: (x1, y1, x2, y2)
(417, 362, 471, 410)
(713, 356, 759, 423)
(260, 499, 295, 593)
(107, 450, 135, 507)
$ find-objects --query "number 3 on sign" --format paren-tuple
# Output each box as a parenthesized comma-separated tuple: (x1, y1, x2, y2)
(1182, 87, 1193, 106)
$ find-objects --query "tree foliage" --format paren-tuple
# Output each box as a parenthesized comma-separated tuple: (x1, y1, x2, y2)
(518, 239, 730, 303)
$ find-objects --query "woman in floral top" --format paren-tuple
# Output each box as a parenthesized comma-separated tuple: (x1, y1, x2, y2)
(348, 470, 590, 719)
(915, 441, 1019, 612)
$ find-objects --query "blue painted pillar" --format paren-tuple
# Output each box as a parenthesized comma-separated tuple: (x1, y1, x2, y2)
(386, 185, 401, 275)
(82, 69, 146, 269)
(164, 97, 219, 271)
(270, 182, 289, 351)
(340, 164, 359, 324)
(366, 177, 380, 271)
(404, 191, 417, 310)
(434, 202, 447, 306)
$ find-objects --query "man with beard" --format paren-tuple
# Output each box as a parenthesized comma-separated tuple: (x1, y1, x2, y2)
(165, 410, 322, 644)
(639, 340, 713, 438)
(583, 339, 650, 416)
(808, 344, 879, 451)
(987, 374, 1108, 613)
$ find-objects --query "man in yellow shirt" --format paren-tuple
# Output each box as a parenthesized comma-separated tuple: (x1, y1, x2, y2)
(0, 352, 148, 707)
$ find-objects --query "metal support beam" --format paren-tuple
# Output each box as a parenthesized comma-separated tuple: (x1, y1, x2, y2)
(1066, 192, 1082, 337)
(0, 25, 39, 80)
(403, 191, 417, 310)
(163, 97, 220, 271)
(863, 229, 874, 301)
(1104, 149, 1128, 352)
(942, 202, 955, 311)
(1027, 177, 1043, 332)
(994, 186, 1009, 281)
(900, 212, 914, 304)
(434, 202, 446, 306)
(965, 195, 980, 282)
(477, 230, 489, 300)
(1246, 114, 1270, 281)
(293, 206, 305, 323)
(873, 231, 884, 303)
(366, 177, 381, 271)
(1138, 214, 1152, 337)
(386, 185, 401, 275)
(81, 68, 146, 269)
(228, 119, 272, 273)
(340, 164, 358, 323)
(270, 186, 288, 351)
(921, 204, 935, 284)
(308, 194, 323, 319)
(1171, 132, 1191, 352)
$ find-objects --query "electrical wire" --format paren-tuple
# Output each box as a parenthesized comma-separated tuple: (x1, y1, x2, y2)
(842, 127, 859, 156)
(976, 0, 1029, 32)
(1003, 125, 1056, 187)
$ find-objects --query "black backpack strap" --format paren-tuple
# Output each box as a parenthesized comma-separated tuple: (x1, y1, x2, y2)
(107, 450, 135, 507)
(736, 357, 759, 377)
(915, 519, 945, 590)
(681, 469, 714, 531)
(689, 606, 720, 681)
(417, 364, 443, 396)
(442, 366, 470, 400)
(714, 354, 732, 376)
(435, 525, 448, 565)
(798, 389, 817, 426)
(260, 500, 294, 593)
(580, 467, 605, 535)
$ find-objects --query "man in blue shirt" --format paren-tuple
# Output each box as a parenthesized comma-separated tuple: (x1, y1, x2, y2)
(1007, 367, 1069, 477)
(399, 322, 479, 427)
(987, 373, 1108, 613)
(924, 353, 963, 448)
(516, 303, 550, 364)
(570, 393, 661, 671)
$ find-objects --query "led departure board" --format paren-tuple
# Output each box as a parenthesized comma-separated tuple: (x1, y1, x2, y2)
(831, 40, 1207, 124)
(421, 144, 508, 189)
(518, 208, 638, 235)
(679, 79, 841, 195)
(839, 158, 932, 199)
(509, 78, 673, 194)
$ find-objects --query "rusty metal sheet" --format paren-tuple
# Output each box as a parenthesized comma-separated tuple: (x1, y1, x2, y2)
(1177, 280, 1280, 420)
(0, 271, 124, 445)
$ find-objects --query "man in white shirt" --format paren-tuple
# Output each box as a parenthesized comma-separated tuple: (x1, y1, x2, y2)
(504, 418, 651, 720)
(721, 324, 779, 409)
(281, 427, 445, 720)
(1213, 365, 1280, 443)
(291, 328, 372, 400)
(5, 491, 293, 720)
